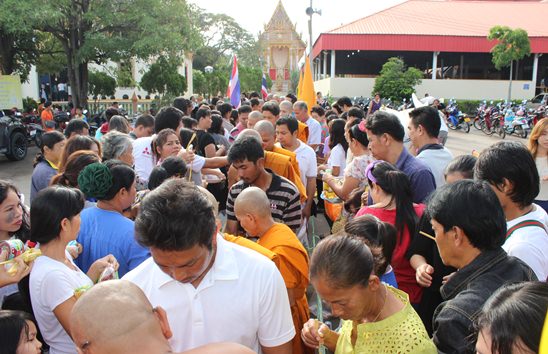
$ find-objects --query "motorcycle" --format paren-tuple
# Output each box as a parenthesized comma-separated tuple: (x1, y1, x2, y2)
(20, 112, 44, 148)
(446, 100, 470, 133)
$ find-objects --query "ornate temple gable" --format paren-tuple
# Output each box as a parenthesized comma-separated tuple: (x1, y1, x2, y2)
(258, 0, 306, 94)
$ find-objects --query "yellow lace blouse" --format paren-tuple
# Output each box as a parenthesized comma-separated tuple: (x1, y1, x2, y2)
(335, 286, 436, 354)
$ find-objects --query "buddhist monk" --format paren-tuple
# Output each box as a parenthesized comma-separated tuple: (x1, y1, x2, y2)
(227, 129, 307, 202)
(70, 280, 255, 354)
(234, 187, 312, 354)
(246, 111, 264, 129)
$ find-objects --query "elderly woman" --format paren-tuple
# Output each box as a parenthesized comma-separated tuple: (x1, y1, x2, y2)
(301, 235, 435, 354)
(101, 131, 133, 166)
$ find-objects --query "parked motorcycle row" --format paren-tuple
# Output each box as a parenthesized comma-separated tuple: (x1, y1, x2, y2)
(472, 100, 546, 139)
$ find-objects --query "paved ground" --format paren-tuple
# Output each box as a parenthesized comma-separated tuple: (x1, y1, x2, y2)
(0, 127, 524, 234)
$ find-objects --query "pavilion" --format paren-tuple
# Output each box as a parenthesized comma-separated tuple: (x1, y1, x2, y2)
(311, 0, 548, 100)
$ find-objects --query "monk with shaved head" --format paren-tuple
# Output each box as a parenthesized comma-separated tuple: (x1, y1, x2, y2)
(70, 280, 255, 354)
(246, 111, 264, 129)
(234, 187, 312, 354)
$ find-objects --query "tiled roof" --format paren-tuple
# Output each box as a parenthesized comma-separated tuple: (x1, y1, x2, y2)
(328, 0, 548, 37)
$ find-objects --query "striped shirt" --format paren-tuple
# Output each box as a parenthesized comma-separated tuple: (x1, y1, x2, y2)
(226, 171, 302, 232)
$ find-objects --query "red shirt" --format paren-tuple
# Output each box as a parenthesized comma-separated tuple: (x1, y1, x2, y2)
(356, 204, 425, 303)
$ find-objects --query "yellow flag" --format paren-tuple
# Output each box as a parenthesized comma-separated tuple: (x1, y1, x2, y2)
(541, 312, 548, 354)
(300, 57, 316, 113)
(297, 70, 303, 98)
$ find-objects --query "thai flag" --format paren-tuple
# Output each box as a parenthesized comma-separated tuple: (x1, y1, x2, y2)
(261, 74, 268, 99)
(228, 55, 241, 108)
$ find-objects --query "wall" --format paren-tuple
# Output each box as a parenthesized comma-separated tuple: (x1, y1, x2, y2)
(315, 78, 536, 100)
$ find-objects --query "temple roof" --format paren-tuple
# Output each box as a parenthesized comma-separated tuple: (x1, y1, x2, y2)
(259, 0, 306, 48)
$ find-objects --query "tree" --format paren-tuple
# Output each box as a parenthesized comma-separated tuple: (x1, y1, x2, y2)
(88, 71, 116, 98)
(140, 57, 187, 96)
(373, 57, 422, 102)
(2, 0, 199, 108)
(0, 25, 39, 81)
(488, 26, 531, 101)
(193, 69, 207, 95)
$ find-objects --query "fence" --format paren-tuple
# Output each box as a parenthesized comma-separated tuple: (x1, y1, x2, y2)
(52, 98, 155, 117)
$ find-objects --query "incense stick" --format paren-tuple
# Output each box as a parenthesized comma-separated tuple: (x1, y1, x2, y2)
(186, 133, 196, 182)
(420, 231, 436, 241)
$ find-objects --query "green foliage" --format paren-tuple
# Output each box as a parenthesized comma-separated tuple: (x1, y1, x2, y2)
(290, 71, 300, 94)
(88, 71, 116, 98)
(115, 62, 136, 88)
(0, 25, 38, 81)
(23, 97, 38, 113)
(140, 57, 187, 96)
(35, 33, 66, 74)
(193, 70, 206, 96)
(488, 26, 531, 70)
(373, 57, 423, 102)
(239, 66, 267, 93)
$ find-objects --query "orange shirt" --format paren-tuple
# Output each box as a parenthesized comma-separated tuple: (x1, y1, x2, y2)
(258, 223, 313, 354)
(41, 109, 54, 132)
(297, 121, 309, 144)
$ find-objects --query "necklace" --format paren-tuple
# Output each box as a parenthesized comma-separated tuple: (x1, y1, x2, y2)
(371, 285, 388, 322)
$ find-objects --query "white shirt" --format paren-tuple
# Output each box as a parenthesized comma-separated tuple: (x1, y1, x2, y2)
(536, 157, 548, 201)
(438, 111, 448, 133)
(504, 204, 548, 281)
(293, 141, 318, 187)
(305, 117, 322, 145)
(123, 235, 295, 352)
(328, 144, 347, 177)
(416, 146, 453, 188)
(30, 252, 93, 354)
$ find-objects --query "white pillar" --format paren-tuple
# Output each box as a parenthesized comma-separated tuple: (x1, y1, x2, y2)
(322, 52, 327, 79)
(432, 51, 439, 80)
(185, 52, 193, 96)
(290, 48, 293, 71)
(330, 50, 336, 78)
(532, 53, 540, 86)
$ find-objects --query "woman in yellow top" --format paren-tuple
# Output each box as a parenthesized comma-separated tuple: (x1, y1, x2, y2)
(301, 235, 436, 354)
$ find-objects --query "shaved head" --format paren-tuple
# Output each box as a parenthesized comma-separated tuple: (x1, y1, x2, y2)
(234, 186, 272, 219)
(254, 121, 275, 151)
(70, 280, 171, 353)
(236, 128, 262, 143)
(280, 100, 293, 116)
(247, 111, 264, 129)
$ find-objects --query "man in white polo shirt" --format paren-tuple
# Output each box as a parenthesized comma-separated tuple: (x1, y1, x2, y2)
(293, 101, 322, 149)
(123, 179, 294, 353)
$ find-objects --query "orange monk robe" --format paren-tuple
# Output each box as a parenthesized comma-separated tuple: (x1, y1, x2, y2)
(297, 121, 309, 144)
(264, 151, 307, 203)
(271, 145, 301, 180)
(258, 223, 313, 354)
(223, 233, 280, 269)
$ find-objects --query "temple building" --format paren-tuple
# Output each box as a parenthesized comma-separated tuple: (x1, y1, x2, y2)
(259, 1, 306, 94)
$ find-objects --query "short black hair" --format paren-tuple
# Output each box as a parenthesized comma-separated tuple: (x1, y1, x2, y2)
(336, 96, 352, 107)
(262, 101, 280, 116)
(409, 106, 441, 138)
(250, 98, 260, 107)
(228, 136, 264, 164)
(426, 180, 506, 251)
(135, 179, 216, 251)
(30, 186, 85, 244)
(311, 105, 325, 117)
(195, 107, 211, 121)
(445, 155, 477, 180)
(238, 105, 252, 114)
(276, 116, 299, 134)
(105, 108, 119, 121)
(64, 119, 90, 138)
(148, 156, 187, 190)
(173, 97, 192, 113)
(217, 102, 233, 118)
(285, 93, 297, 104)
(154, 106, 183, 133)
(475, 141, 539, 208)
(365, 111, 405, 142)
(181, 117, 197, 129)
(135, 114, 155, 128)
(348, 107, 365, 120)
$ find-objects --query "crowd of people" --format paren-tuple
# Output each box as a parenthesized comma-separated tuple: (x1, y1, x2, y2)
(1, 92, 548, 354)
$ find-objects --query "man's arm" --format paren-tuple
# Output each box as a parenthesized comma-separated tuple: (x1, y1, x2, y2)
(433, 304, 475, 353)
(224, 188, 239, 235)
(261, 342, 292, 354)
(302, 176, 316, 219)
(203, 156, 229, 169)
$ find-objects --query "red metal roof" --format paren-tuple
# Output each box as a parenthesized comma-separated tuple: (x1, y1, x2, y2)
(312, 0, 548, 58)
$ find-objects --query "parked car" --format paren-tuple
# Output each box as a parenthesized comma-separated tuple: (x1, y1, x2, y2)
(0, 112, 28, 161)
(526, 93, 548, 110)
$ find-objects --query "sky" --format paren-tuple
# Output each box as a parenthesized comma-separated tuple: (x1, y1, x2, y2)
(189, 0, 407, 48)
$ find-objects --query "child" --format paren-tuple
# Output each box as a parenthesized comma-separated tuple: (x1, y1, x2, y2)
(0, 310, 42, 354)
